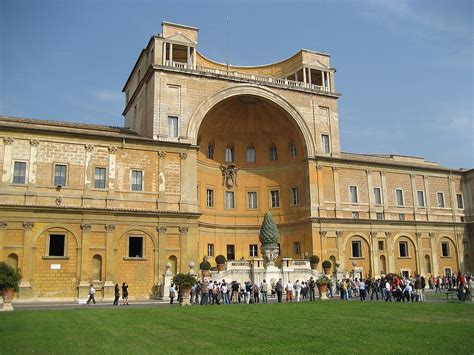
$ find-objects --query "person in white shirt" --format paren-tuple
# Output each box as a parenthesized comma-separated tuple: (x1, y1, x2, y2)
(403, 283, 412, 302)
(293, 280, 302, 302)
(87, 284, 96, 304)
(359, 280, 366, 301)
(286, 281, 293, 302)
(385, 281, 392, 302)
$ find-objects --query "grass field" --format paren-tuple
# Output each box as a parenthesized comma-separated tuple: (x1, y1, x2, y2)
(1, 301, 473, 354)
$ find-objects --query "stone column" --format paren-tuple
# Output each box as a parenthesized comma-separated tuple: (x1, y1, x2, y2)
(370, 232, 378, 277)
(429, 233, 439, 276)
(385, 232, 395, 273)
(333, 167, 341, 218)
(302, 66, 307, 83)
(415, 232, 422, 275)
(106, 146, 117, 208)
(169, 43, 173, 63)
(187, 46, 191, 66)
(78, 223, 92, 299)
(0, 222, 7, 261)
(179, 227, 189, 272)
(103, 224, 116, 299)
(307, 68, 312, 85)
(19, 221, 34, 299)
(1, 137, 14, 190)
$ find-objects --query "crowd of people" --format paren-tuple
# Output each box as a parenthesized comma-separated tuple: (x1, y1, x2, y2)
(168, 272, 473, 305)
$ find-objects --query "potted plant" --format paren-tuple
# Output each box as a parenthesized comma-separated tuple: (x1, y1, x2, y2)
(215, 254, 226, 272)
(172, 273, 197, 306)
(309, 255, 320, 270)
(199, 260, 211, 277)
(316, 275, 330, 300)
(322, 260, 332, 274)
(0, 261, 22, 311)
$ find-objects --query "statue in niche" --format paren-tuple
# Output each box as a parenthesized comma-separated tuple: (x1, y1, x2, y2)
(219, 164, 240, 189)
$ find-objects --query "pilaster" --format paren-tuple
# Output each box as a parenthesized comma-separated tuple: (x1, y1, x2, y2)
(333, 167, 341, 218)
(0, 222, 7, 261)
(103, 224, 116, 299)
(179, 150, 198, 213)
(157, 226, 167, 278)
(1, 137, 14, 190)
(415, 232, 422, 274)
(429, 233, 439, 276)
(19, 221, 34, 299)
(78, 223, 92, 299)
(335, 230, 344, 271)
(369, 232, 378, 277)
(385, 232, 395, 273)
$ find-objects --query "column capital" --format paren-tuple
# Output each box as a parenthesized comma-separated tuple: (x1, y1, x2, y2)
(159, 151, 167, 158)
(316, 164, 323, 171)
(22, 221, 34, 230)
(108, 146, 118, 154)
(179, 152, 188, 160)
(0, 222, 7, 229)
(428, 232, 435, 238)
(385, 232, 392, 239)
(380, 170, 386, 177)
(332, 166, 339, 173)
(319, 230, 327, 238)
(366, 169, 372, 175)
(157, 226, 167, 234)
(335, 230, 344, 238)
(30, 139, 40, 147)
(80, 223, 92, 231)
(105, 224, 115, 232)
(179, 227, 189, 235)
(369, 232, 377, 238)
(85, 144, 95, 152)
(456, 233, 463, 240)
(415, 232, 422, 238)
(3, 137, 14, 145)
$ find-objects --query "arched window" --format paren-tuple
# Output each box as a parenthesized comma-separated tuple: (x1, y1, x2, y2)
(206, 143, 214, 159)
(7, 253, 18, 270)
(92, 255, 102, 281)
(225, 145, 234, 163)
(168, 255, 178, 275)
(269, 144, 278, 161)
(246, 144, 255, 163)
(379, 255, 386, 274)
(289, 142, 297, 158)
(424, 255, 431, 274)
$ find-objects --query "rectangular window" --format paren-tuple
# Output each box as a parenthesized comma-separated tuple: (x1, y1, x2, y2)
(207, 243, 214, 257)
(396, 189, 404, 206)
(321, 134, 330, 154)
(54, 164, 67, 187)
(417, 191, 425, 207)
(293, 241, 301, 255)
(350, 186, 358, 203)
(225, 146, 234, 162)
(352, 211, 359, 219)
(444, 268, 452, 277)
(249, 244, 258, 257)
(206, 189, 214, 207)
(168, 116, 178, 138)
(49, 234, 65, 257)
(441, 241, 449, 257)
(401, 270, 410, 279)
(94, 167, 106, 189)
(247, 191, 257, 209)
(289, 143, 297, 158)
(128, 236, 143, 258)
(269, 146, 278, 161)
(270, 190, 280, 208)
(227, 244, 235, 260)
(13, 161, 27, 184)
(246, 147, 255, 162)
(399, 213, 405, 221)
(399, 241, 408, 257)
(376, 212, 384, 220)
(456, 193, 464, 209)
(225, 191, 235, 209)
(378, 241, 384, 251)
(373, 187, 382, 205)
(131, 170, 143, 191)
(352, 241, 362, 258)
(291, 187, 299, 206)
(207, 144, 214, 159)
(437, 192, 445, 208)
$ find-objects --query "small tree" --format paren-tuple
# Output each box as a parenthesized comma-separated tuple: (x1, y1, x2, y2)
(215, 255, 226, 264)
(172, 273, 197, 288)
(322, 260, 332, 269)
(199, 260, 211, 270)
(0, 262, 22, 292)
(310, 255, 320, 264)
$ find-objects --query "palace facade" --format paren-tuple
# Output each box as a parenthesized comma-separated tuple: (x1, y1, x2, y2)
(1, 22, 472, 300)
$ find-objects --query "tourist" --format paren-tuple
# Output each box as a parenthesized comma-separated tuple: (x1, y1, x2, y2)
(276, 278, 283, 303)
(231, 281, 240, 303)
(253, 283, 260, 304)
(212, 281, 219, 305)
(122, 282, 129, 305)
(169, 283, 176, 304)
(260, 280, 268, 304)
(385, 279, 392, 302)
(286, 280, 293, 302)
(113, 284, 120, 306)
(420, 276, 426, 302)
(294, 280, 302, 302)
(87, 284, 96, 305)
(435, 277, 441, 293)
(245, 281, 252, 304)
(200, 279, 209, 305)
(359, 279, 366, 301)
(457, 272, 466, 302)
(221, 281, 229, 305)
(309, 277, 316, 301)
(270, 281, 276, 298)
(402, 282, 412, 302)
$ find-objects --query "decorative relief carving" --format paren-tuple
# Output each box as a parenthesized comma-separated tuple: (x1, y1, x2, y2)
(80, 223, 92, 231)
(179, 152, 188, 160)
(30, 139, 40, 147)
(157, 226, 167, 234)
(319, 230, 327, 238)
(55, 195, 63, 206)
(219, 164, 240, 189)
(22, 222, 34, 230)
(158, 151, 167, 158)
(105, 224, 115, 232)
(179, 227, 189, 235)
(3, 137, 14, 145)
(85, 144, 94, 152)
(108, 146, 117, 154)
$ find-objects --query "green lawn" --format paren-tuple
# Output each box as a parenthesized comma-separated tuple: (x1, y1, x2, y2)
(1, 301, 473, 354)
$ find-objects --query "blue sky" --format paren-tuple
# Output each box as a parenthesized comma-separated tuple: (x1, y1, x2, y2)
(1, 0, 472, 169)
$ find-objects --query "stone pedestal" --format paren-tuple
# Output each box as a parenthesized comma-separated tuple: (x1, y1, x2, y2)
(18, 282, 32, 300)
(162, 273, 173, 301)
(264, 265, 281, 285)
(103, 281, 115, 300)
(78, 281, 91, 300)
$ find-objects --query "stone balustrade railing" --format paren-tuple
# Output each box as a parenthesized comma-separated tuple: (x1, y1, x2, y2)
(162, 61, 332, 94)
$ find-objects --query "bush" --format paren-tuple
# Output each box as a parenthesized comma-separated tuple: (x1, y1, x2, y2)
(215, 255, 226, 264)
(316, 275, 331, 286)
(172, 273, 197, 288)
(0, 262, 22, 292)
(199, 260, 211, 270)
(322, 260, 332, 269)
(309, 255, 320, 264)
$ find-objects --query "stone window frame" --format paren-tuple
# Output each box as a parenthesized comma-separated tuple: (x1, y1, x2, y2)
(124, 235, 147, 260)
(378, 240, 385, 251)
(395, 188, 405, 207)
(42, 231, 69, 260)
(167, 115, 179, 138)
(417, 190, 425, 208)
(206, 187, 215, 208)
(130, 169, 144, 192)
(249, 244, 258, 257)
(437, 192, 445, 208)
(441, 240, 450, 257)
(400, 269, 410, 279)
(288, 142, 297, 158)
(351, 240, 362, 258)
(373, 187, 382, 205)
(207, 243, 214, 257)
(269, 144, 278, 161)
(53, 163, 68, 187)
(269, 189, 281, 209)
(349, 185, 359, 204)
(456, 193, 464, 209)
(206, 143, 214, 160)
(224, 190, 235, 210)
(398, 240, 409, 258)
(246, 144, 256, 163)
(321, 134, 330, 154)
(93, 166, 107, 190)
(293, 241, 301, 255)
(443, 267, 452, 277)
(12, 160, 28, 185)
(290, 186, 300, 206)
(224, 144, 234, 163)
(246, 190, 258, 210)
(376, 212, 384, 220)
